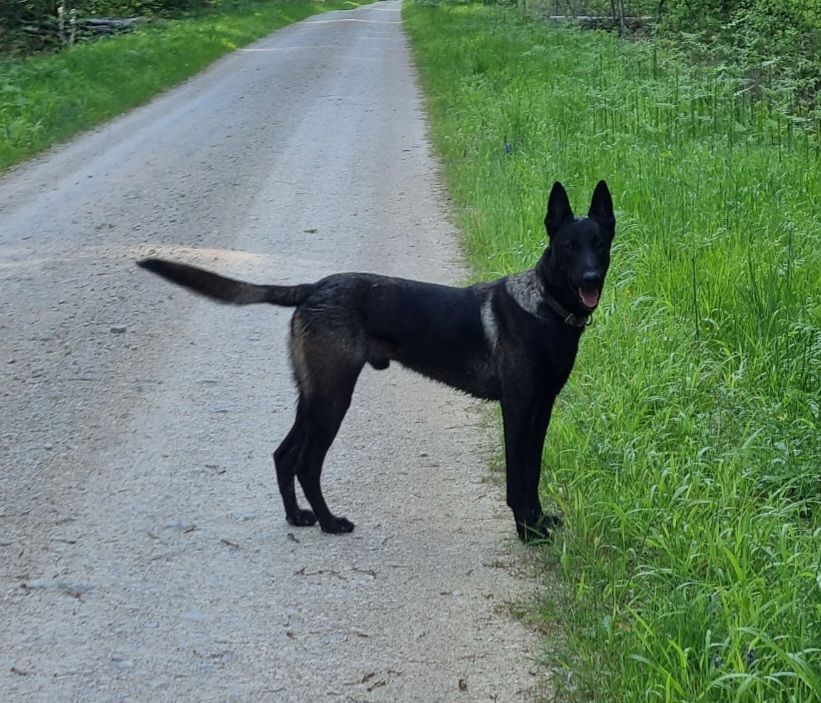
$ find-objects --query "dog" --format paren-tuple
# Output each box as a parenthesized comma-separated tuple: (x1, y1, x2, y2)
(137, 180, 615, 541)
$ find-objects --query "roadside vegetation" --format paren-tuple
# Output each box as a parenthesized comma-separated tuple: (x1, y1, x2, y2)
(516, 0, 819, 114)
(405, 2, 820, 701)
(0, 0, 365, 171)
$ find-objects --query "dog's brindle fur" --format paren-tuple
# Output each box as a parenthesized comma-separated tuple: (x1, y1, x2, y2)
(138, 181, 615, 541)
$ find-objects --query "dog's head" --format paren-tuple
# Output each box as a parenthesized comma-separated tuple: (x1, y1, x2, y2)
(539, 180, 615, 315)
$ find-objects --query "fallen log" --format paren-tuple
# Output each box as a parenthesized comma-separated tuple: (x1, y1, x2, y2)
(542, 14, 653, 31)
(79, 17, 145, 28)
(20, 16, 145, 45)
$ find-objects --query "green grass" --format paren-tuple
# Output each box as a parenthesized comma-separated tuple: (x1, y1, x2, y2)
(405, 3, 820, 702)
(0, 0, 367, 171)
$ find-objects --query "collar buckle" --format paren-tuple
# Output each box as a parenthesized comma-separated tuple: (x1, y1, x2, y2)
(545, 293, 590, 328)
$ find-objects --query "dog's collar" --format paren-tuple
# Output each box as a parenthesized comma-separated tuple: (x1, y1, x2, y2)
(542, 290, 591, 328)
(505, 270, 592, 328)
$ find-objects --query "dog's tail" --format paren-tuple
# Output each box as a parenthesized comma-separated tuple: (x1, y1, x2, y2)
(137, 258, 312, 307)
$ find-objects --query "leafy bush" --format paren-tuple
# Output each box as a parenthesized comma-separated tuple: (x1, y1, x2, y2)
(0, 1, 55, 27)
(0, 0, 212, 28)
(658, 0, 820, 108)
(70, 0, 212, 17)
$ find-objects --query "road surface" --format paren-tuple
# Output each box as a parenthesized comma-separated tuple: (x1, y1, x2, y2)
(0, 2, 547, 700)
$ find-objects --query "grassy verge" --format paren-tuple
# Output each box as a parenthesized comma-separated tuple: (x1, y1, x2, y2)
(405, 3, 820, 701)
(0, 0, 367, 171)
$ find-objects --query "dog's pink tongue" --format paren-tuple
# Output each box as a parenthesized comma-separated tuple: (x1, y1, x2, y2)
(580, 287, 599, 309)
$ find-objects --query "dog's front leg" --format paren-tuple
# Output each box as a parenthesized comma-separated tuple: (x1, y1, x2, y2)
(501, 396, 559, 542)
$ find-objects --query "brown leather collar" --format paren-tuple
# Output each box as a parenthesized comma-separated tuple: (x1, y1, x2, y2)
(543, 290, 591, 328)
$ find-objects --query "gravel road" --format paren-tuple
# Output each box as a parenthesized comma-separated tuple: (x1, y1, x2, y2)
(0, 2, 547, 700)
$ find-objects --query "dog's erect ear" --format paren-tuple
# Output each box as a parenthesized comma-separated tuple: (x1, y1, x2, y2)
(588, 180, 615, 235)
(545, 181, 574, 239)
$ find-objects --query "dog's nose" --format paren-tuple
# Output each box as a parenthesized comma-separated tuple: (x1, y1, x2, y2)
(580, 271, 601, 286)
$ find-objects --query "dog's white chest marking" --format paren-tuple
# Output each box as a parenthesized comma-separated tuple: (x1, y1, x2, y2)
(481, 298, 499, 349)
(505, 269, 544, 317)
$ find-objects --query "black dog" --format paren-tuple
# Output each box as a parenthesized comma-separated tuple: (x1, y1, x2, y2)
(138, 180, 615, 541)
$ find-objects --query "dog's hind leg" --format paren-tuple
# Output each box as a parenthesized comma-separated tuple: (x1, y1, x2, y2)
(274, 402, 317, 527)
(284, 313, 364, 533)
(293, 377, 359, 534)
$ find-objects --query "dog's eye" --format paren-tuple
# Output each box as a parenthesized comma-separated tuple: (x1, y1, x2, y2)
(563, 240, 577, 252)
(593, 238, 605, 250)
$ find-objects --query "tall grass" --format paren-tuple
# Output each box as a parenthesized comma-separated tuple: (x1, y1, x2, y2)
(405, 3, 820, 701)
(0, 0, 365, 171)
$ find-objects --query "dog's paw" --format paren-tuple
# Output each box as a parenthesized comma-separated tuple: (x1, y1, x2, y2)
(286, 509, 317, 527)
(541, 513, 563, 529)
(517, 514, 562, 544)
(517, 524, 551, 544)
(320, 516, 355, 534)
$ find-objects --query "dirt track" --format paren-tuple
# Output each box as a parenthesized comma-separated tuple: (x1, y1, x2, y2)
(0, 2, 546, 700)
